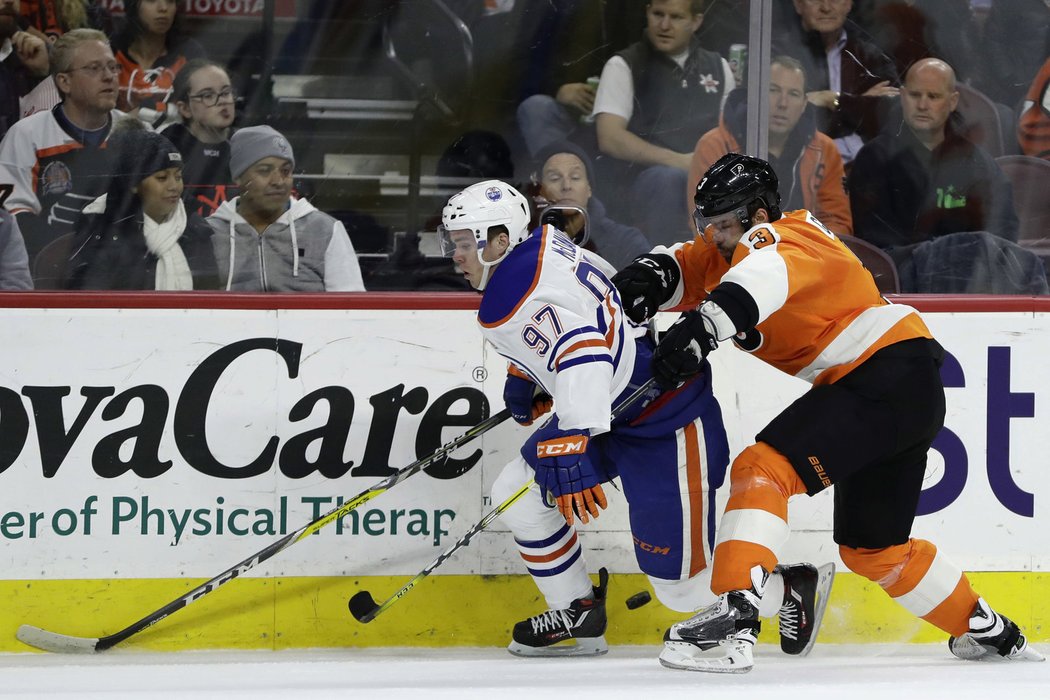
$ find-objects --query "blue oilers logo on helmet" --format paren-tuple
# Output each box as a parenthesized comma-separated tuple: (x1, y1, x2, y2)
(485, 186, 503, 202)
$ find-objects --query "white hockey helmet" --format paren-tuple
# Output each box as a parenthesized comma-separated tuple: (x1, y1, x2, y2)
(441, 180, 531, 290)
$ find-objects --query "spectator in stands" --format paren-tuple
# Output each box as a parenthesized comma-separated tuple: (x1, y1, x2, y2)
(207, 125, 365, 292)
(20, 0, 112, 42)
(162, 58, 235, 217)
(0, 208, 32, 289)
(774, 0, 900, 165)
(593, 0, 735, 247)
(110, 0, 204, 127)
(0, 28, 123, 268)
(688, 55, 853, 236)
(964, 0, 1048, 110)
(64, 126, 219, 290)
(849, 0, 973, 82)
(14, 2, 114, 121)
(848, 58, 1034, 292)
(533, 140, 652, 271)
(1018, 56, 1050, 161)
(1, 0, 51, 139)
(514, 0, 647, 156)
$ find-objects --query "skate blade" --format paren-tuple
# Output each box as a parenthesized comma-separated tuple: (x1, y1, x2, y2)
(796, 562, 836, 658)
(951, 636, 1046, 662)
(1015, 646, 1046, 662)
(658, 640, 753, 674)
(507, 636, 608, 658)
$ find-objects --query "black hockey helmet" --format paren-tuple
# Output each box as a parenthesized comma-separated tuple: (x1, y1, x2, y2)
(694, 153, 782, 232)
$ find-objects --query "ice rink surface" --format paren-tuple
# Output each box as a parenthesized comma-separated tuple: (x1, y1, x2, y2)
(0, 644, 1046, 700)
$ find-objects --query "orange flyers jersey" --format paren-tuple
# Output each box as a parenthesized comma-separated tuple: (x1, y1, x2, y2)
(664, 209, 932, 385)
(113, 51, 188, 113)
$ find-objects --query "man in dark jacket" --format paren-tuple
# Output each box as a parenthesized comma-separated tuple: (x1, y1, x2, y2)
(593, 0, 734, 247)
(848, 58, 1018, 250)
(774, 0, 899, 165)
(533, 140, 652, 271)
(848, 58, 1030, 293)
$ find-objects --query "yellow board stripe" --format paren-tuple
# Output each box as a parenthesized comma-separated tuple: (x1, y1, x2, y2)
(1, 572, 1046, 652)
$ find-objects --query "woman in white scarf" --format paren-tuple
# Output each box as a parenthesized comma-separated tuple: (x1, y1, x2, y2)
(64, 125, 219, 290)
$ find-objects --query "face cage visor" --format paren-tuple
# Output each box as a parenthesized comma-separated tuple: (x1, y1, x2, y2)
(539, 202, 590, 247)
(439, 225, 483, 259)
(440, 225, 506, 290)
(693, 206, 749, 244)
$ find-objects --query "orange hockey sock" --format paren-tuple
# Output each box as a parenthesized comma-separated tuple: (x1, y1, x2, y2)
(711, 442, 807, 594)
(840, 539, 979, 636)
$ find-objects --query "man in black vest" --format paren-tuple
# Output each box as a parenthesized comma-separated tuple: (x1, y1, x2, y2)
(593, 0, 733, 247)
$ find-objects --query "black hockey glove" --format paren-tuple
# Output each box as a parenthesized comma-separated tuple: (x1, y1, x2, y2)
(611, 253, 681, 324)
(652, 310, 719, 389)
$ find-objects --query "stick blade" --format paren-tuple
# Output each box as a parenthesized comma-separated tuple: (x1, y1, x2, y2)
(17, 625, 101, 654)
(348, 591, 380, 623)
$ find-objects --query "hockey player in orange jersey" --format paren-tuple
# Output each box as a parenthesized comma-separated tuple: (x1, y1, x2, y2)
(612, 152, 1045, 673)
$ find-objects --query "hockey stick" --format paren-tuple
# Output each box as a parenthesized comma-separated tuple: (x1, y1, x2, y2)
(349, 377, 658, 623)
(16, 407, 512, 654)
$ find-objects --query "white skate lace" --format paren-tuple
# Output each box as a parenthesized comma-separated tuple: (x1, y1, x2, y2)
(529, 609, 574, 634)
(779, 600, 799, 640)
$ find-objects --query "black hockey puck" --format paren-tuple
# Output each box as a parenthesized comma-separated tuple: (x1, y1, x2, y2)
(625, 590, 652, 610)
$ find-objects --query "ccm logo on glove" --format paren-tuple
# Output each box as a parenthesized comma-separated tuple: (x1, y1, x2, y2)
(537, 436, 589, 457)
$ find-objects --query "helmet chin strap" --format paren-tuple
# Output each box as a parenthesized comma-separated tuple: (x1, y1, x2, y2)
(474, 249, 509, 291)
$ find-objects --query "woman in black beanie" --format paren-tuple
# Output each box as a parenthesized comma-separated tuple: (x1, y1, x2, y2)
(64, 124, 219, 290)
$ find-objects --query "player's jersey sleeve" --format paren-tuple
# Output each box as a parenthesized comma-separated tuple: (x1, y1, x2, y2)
(479, 226, 638, 435)
(645, 235, 730, 311)
(531, 298, 617, 433)
(0, 123, 41, 215)
(666, 210, 934, 384)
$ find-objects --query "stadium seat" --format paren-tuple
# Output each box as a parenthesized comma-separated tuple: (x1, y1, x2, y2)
(31, 233, 74, 290)
(996, 154, 1050, 263)
(955, 83, 1007, 157)
(841, 235, 901, 294)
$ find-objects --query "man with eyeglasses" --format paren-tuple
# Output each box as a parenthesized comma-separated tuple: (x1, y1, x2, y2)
(0, 27, 123, 273)
(774, 0, 899, 166)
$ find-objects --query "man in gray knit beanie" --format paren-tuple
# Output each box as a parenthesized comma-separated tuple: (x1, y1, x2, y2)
(206, 124, 365, 291)
(229, 125, 295, 181)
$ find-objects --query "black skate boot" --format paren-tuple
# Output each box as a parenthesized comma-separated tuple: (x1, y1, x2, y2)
(949, 598, 1045, 662)
(659, 566, 765, 673)
(775, 562, 835, 656)
(507, 568, 609, 657)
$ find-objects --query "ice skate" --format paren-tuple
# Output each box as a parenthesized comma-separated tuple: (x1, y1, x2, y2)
(949, 598, 1045, 662)
(507, 568, 608, 657)
(775, 562, 835, 656)
(659, 566, 764, 673)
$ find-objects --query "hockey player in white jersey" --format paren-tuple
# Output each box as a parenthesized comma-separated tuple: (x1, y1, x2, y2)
(441, 180, 832, 658)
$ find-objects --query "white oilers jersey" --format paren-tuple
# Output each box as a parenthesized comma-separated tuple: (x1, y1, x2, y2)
(477, 225, 644, 434)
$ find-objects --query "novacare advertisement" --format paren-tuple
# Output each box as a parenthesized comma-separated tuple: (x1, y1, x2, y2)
(0, 305, 1046, 581)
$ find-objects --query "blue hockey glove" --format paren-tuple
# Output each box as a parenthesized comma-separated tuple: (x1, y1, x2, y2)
(652, 310, 718, 389)
(503, 373, 553, 426)
(611, 253, 681, 324)
(534, 429, 606, 525)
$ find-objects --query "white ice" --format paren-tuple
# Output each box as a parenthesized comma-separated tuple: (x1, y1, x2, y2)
(0, 644, 1046, 700)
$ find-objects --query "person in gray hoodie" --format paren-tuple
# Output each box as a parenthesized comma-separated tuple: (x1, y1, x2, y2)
(207, 125, 365, 291)
(0, 208, 32, 289)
